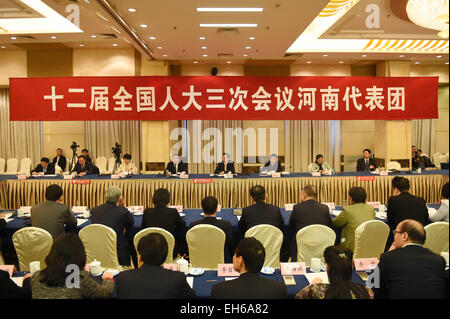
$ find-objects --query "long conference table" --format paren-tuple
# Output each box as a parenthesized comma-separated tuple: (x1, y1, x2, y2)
(0, 170, 448, 210)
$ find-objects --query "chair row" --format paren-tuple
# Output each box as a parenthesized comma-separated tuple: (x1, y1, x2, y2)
(0, 158, 32, 174)
(8, 221, 449, 271)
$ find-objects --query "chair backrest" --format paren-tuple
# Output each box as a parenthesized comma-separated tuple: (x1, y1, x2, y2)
(186, 225, 225, 269)
(0, 158, 5, 173)
(386, 161, 401, 171)
(296, 225, 336, 267)
(54, 165, 62, 175)
(79, 224, 121, 269)
(133, 227, 175, 264)
(12, 227, 53, 271)
(424, 222, 449, 254)
(6, 158, 19, 174)
(65, 158, 72, 172)
(19, 158, 32, 174)
(354, 220, 390, 259)
(107, 157, 116, 173)
(245, 224, 283, 268)
(95, 156, 108, 174)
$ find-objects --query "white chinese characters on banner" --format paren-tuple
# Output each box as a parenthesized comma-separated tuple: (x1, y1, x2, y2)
(42, 84, 407, 113)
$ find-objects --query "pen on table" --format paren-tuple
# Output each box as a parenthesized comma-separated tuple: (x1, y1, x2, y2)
(206, 280, 217, 282)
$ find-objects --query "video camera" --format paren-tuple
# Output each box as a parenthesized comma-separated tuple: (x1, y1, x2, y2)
(70, 141, 80, 152)
(112, 142, 122, 159)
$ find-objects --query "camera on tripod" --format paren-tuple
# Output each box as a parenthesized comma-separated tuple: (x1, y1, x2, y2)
(112, 142, 122, 160)
(70, 141, 80, 152)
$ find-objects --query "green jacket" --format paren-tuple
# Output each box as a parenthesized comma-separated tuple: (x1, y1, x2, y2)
(332, 203, 376, 252)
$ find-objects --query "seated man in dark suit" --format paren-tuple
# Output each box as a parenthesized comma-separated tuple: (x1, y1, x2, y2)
(142, 188, 186, 258)
(51, 148, 66, 171)
(356, 148, 376, 171)
(239, 185, 284, 236)
(116, 233, 195, 299)
(412, 151, 425, 170)
(31, 184, 77, 239)
(189, 196, 234, 263)
(81, 149, 92, 164)
(418, 149, 435, 168)
(32, 157, 55, 175)
(211, 237, 287, 299)
(70, 155, 97, 176)
(375, 219, 446, 299)
(165, 154, 188, 176)
(214, 153, 235, 175)
(260, 153, 282, 173)
(288, 185, 332, 260)
(90, 186, 135, 266)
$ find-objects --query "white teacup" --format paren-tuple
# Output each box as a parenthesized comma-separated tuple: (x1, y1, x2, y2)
(29, 261, 41, 274)
(441, 252, 449, 267)
(82, 211, 90, 219)
(177, 257, 190, 274)
(310, 258, 323, 273)
(90, 260, 102, 276)
(378, 205, 386, 214)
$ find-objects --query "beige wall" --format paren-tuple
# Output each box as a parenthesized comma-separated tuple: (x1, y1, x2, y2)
(436, 85, 449, 154)
(0, 50, 27, 86)
(73, 48, 136, 76)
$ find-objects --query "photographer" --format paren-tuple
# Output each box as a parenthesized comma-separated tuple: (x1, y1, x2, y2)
(115, 154, 138, 175)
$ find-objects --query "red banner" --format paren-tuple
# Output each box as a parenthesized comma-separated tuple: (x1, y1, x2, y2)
(9, 76, 438, 121)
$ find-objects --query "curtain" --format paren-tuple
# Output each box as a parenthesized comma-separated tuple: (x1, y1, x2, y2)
(412, 119, 435, 158)
(187, 120, 243, 173)
(0, 88, 42, 166)
(285, 120, 341, 173)
(85, 121, 141, 170)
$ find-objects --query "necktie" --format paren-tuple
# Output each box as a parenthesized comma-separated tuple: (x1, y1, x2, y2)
(365, 159, 369, 170)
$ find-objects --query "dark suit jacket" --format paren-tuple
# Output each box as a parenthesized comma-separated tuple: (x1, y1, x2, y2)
(412, 157, 425, 170)
(31, 200, 77, 239)
(356, 157, 376, 171)
(116, 264, 196, 299)
(52, 156, 66, 171)
(70, 161, 98, 175)
(165, 161, 188, 174)
(85, 155, 92, 164)
(189, 216, 234, 263)
(262, 161, 282, 172)
(288, 199, 332, 260)
(0, 270, 31, 299)
(239, 201, 284, 236)
(387, 192, 429, 231)
(214, 162, 235, 174)
(90, 203, 135, 266)
(33, 163, 55, 175)
(211, 272, 287, 299)
(142, 206, 186, 236)
(375, 245, 446, 299)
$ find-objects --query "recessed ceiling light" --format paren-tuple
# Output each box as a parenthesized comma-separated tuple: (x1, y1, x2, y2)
(243, 54, 248, 57)
(415, 61, 420, 64)
(140, 24, 148, 28)
(50, 36, 56, 39)
(128, 8, 136, 12)
(163, 54, 168, 57)
(201, 46, 207, 49)
(339, 61, 344, 64)
(157, 46, 163, 49)
(361, 54, 367, 57)
(445, 62, 449, 64)
(323, 54, 328, 57)
(10, 37, 16, 40)
(437, 55, 442, 58)
(1, 46, 6, 49)
(197, 8, 263, 12)
(149, 36, 156, 40)
(249, 37, 256, 40)
(200, 37, 206, 40)
(245, 46, 251, 49)
(91, 35, 96, 38)
(200, 24, 257, 28)
(113, 43, 118, 46)
(203, 54, 208, 57)
(306, 61, 311, 64)
(399, 54, 405, 58)
(227, 61, 231, 64)
(79, 44, 84, 47)
(193, 61, 198, 64)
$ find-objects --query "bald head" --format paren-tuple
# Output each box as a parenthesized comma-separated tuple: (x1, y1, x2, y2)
(397, 219, 426, 245)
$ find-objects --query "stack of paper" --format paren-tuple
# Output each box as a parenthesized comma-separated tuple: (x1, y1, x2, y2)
(305, 272, 329, 284)
(76, 218, 89, 226)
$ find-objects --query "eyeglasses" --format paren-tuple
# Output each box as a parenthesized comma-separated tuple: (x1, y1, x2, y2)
(392, 230, 404, 235)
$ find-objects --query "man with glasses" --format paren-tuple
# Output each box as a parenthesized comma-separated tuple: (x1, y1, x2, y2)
(374, 219, 446, 299)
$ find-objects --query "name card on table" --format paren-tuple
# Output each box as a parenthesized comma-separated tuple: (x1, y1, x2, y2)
(280, 262, 306, 275)
(284, 204, 295, 211)
(323, 202, 336, 210)
(0, 265, 16, 277)
(224, 173, 234, 179)
(379, 170, 389, 176)
(17, 175, 28, 180)
(217, 264, 240, 277)
(18, 206, 32, 213)
(111, 174, 120, 179)
(311, 172, 321, 177)
(163, 264, 179, 272)
(271, 172, 281, 178)
(354, 258, 379, 272)
(367, 202, 381, 209)
(180, 173, 189, 179)
(72, 206, 88, 213)
(128, 206, 144, 214)
(169, 205, 183, 213)
(63, 174, 73, 180)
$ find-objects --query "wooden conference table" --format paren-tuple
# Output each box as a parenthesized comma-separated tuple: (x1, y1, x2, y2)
(0, 170, 448, 210)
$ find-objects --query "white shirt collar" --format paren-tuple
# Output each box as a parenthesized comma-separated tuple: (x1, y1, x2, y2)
(402, 243, 423, 248)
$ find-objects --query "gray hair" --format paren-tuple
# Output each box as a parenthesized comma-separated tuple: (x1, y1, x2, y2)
(105, 186, 122, 204)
